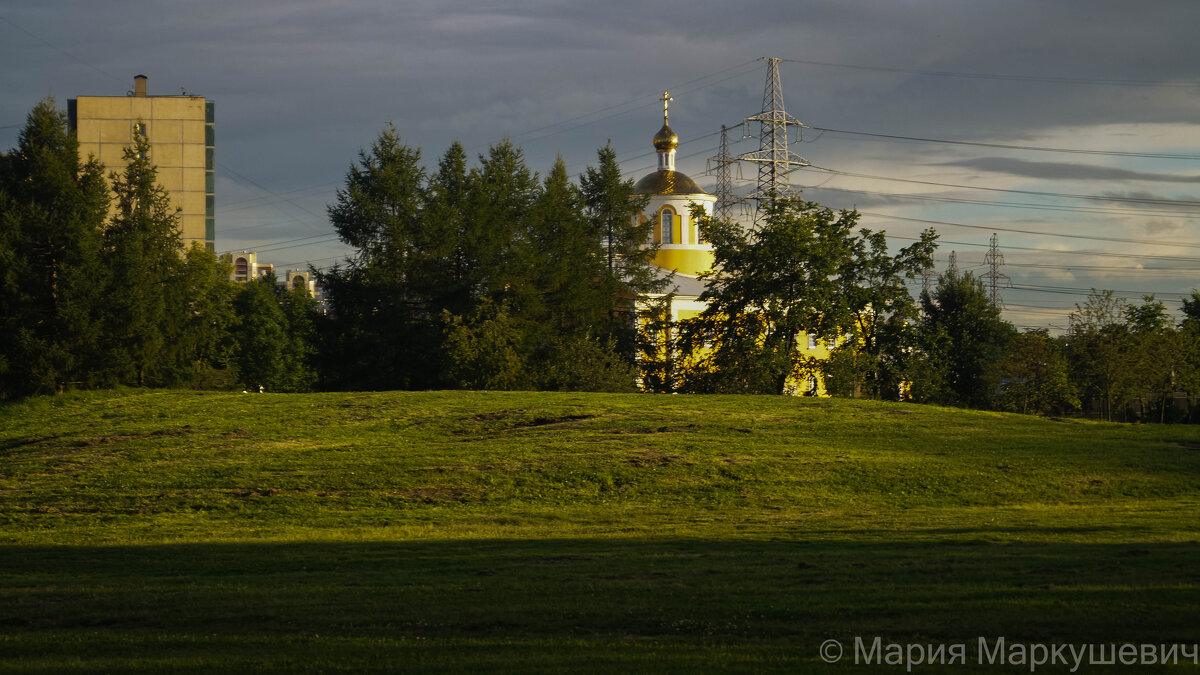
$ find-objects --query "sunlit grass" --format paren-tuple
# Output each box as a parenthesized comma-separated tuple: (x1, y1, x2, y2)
(1, 390, 1198, 671)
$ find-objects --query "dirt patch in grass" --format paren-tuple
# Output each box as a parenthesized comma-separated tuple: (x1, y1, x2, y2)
(626, 450, 687, 468)
(73, 426, 196, 448)
(605, 424, 698, 435)
(392, 486, 484, 503)
(512, 414, 595, 428)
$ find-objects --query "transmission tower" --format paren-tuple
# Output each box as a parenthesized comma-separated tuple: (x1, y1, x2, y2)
(738, 57, 809, 220)
(920, 264, 937, 296)
(946, 250, 958, 275)
(981, 233, 1011, 307)
(706, 124, 742, 222)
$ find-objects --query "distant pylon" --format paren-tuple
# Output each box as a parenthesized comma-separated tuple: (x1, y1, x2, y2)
(738, 57, 809, 220)
(947, 250, 958, 275)
(920, 264, 937, 296)
(707, 124, 741, 222)
(982, 233, 1011, 307)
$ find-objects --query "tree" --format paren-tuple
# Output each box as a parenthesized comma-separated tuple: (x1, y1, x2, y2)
(273, 282, 319, 392)
(441, 300, 530, 391)
(99, 131, 186, 387)
(989, 330, 1079, 415)
(1178, 291, 1200, 422)
(317, 124, 439, 389)
(231, 277, 287, 391)
(1064, 290, 1136, 421)
(0, 98, 109, 398)
(913, 270, 1014, 407)
(580, 143, 663, 352)
(1123, 295, 1183, 422)
(831, 227, 937, 399)
(679, 199, 860, 395)
(162, 245, 238, 387)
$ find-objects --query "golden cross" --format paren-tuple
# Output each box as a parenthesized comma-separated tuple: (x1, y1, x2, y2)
(660, 90, 673, 123)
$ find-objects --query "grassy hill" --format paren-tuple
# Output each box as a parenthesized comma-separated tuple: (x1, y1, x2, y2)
(2, 390, 1198, 672)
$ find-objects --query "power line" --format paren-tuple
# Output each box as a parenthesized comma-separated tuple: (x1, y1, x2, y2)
(0, 14, 127, 86)
(858, 211, 1200, 250)
(804, 164, 1200, 208)
(886, 233, 1200, 264)
(805, 183, 1200, 220)
(807, 125, 1200, 161)
(778, 57, 1200, 89)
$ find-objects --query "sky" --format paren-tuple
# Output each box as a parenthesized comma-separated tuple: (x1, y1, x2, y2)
(3, 0, 1200, 332)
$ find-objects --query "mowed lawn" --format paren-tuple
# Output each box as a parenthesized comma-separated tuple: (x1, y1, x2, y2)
(1, 390, 1198, 672)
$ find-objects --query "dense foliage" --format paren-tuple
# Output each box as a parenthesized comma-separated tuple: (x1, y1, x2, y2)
(0, 100, 312, 398)
(2, 101, 1198, 421)
(315, 127, 654, 392)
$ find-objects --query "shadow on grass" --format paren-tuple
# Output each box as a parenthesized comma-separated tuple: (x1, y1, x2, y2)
(1, 538, 1198, 672)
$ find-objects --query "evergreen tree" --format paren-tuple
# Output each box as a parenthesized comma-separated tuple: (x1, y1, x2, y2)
(463, 139, 541, 309)
(274, 282, 318, 392)
(162, 245, 238, 387)
(318, 124, 438, 389)
(99, 131, 185, 387)
(526, 158, 636, 391)
(231, 277, 288, 391)
(580, 143, 661, 351)
(0, 98, 109, 398)
(423, 141, 473, 316)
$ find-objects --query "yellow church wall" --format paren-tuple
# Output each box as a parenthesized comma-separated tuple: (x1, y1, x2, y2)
(651, 248, 715, 277)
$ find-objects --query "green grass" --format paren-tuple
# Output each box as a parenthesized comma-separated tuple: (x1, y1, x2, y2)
(2, 390, 1199, 672)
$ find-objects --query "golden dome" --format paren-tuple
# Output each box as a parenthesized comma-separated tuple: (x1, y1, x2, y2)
(633, 170, 709, 196)
(653, 123, 679, 151)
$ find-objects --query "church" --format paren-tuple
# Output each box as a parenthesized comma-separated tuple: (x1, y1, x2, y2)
(629, 92, 834, 395)
(631, 92, 716, 333)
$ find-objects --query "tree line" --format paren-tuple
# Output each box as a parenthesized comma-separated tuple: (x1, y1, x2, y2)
(3, 103, 1198, 422)
(0, 99, 315, 398)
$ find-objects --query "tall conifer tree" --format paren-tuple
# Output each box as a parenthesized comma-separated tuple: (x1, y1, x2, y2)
(0, 99, 108, 398)
(100, 131, 185, 386)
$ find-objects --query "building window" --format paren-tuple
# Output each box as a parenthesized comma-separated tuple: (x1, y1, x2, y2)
(661, 209, 674, 244)
(134, 122, 147, 137)
(827, 335, 838, 349)
(807, 333, 818, 350)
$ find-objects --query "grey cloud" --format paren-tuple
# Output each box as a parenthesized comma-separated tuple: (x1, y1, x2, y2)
(941, 158, 1200, 184)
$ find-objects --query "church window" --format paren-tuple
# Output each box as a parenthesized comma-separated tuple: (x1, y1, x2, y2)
(660, 209, 675, 244)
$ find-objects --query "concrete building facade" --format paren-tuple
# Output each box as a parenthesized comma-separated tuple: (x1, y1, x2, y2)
(69, 75, 214, 250)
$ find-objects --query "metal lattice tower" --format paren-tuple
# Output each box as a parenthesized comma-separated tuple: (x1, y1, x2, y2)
(982, 233, 1011, 307)
(946, 250, 958, 275)
(920, 265, 937, 296)
(738, 57, 809, 219)
(706, 124, 741, 221)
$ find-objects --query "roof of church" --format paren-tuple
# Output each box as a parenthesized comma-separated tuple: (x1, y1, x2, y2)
(633, 169, 710, 196)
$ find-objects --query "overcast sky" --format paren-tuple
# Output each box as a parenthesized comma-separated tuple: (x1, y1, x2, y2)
(4, 1, 1200, 332)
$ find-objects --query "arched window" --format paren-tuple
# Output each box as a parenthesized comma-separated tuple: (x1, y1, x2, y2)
(292, 276, 306, 290)
(660, 208, 674, 244)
